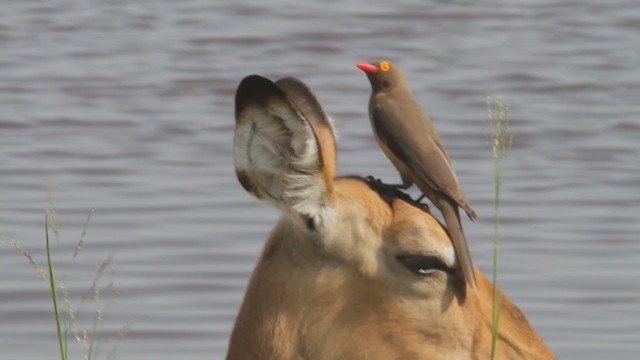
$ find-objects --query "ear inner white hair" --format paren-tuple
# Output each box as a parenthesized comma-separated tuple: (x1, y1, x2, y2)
(234, 98, 334, 228)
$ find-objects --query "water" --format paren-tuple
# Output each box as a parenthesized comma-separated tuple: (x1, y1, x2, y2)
(1, 1, 639, 358)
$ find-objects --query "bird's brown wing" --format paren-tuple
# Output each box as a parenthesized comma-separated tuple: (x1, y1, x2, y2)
(371, 103, 472, 212)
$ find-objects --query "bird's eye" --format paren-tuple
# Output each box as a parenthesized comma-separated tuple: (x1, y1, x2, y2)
(396, 254, 451, 275)
(380, 61, 390, 71)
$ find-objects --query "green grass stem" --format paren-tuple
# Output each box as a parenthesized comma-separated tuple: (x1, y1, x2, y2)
(46, 214, 67, 360)
(8, 205, 127, 359)
(488, 96, 510, 360)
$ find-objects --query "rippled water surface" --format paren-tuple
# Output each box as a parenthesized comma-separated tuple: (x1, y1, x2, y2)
(1, 1, 639, 358)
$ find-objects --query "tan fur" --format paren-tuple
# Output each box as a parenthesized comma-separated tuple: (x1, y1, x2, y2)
(315, 124, 337, 186)
(230, 75, 556, 359)
(227, 179, 556, 359)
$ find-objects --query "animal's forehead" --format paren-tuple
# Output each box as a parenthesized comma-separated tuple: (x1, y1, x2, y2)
(333, 177, 444, 229)
(333, 177, 391, 209)
(332, 178, 455, 262)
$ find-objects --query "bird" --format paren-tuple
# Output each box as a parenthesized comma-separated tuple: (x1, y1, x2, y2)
(356, 59, 478, 289)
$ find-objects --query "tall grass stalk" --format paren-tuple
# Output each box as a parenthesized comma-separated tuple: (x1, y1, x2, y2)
(487, 96, 511, 359)
(7, 203, 128, 359)
(46, 214, 67, 360)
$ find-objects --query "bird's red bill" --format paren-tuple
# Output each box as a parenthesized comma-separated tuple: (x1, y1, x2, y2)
(356, 62, 378, 73)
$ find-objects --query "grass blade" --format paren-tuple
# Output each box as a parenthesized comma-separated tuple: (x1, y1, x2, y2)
(46, 214, 66, 360)
(9, 206, 127, 359)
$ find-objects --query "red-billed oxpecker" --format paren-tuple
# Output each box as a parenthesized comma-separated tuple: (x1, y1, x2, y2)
(357, 60, 478, 289)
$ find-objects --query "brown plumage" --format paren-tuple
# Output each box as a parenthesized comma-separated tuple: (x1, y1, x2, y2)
(357, 60, 478, 289)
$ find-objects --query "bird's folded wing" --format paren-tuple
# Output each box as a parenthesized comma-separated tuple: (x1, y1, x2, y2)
(371, 104, 467, 205)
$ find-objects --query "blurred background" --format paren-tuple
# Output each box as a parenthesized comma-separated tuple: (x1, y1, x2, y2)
(1, 1, 638, 358)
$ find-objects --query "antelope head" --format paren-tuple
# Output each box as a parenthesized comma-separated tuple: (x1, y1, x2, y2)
(228, 75, 555, 359)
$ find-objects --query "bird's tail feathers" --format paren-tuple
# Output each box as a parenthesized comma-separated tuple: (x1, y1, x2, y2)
(440, 199, 478, 290)
(461, 201, 478, 222)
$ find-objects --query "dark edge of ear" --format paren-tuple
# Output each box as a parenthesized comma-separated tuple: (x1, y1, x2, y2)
(235, 75, 286, 120)
(235, 169, 255, 194)
(235, 75, 288, 198)
(275, 77, 334, 133)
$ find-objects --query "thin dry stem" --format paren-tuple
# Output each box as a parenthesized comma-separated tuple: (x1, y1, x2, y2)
(10, 238, 48, 281)
(73, 207, 95, 259)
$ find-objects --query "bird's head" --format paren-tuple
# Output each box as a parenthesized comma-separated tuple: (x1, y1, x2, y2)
(356, 60, 407, 92)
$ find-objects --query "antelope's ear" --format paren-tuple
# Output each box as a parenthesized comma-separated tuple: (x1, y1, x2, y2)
(275, 77, 337, 182)
(234, 75, 335, 226)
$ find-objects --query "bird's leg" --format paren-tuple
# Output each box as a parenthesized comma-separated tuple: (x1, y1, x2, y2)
(364, 176, 430, 212)
(368, 173, 413, 189)
(400, 173, 413, 189)
(365, 176, 407, 191)
(364, 176, 409, 197)
(365, 175, 422, 209)
(415, 194, 430, 212)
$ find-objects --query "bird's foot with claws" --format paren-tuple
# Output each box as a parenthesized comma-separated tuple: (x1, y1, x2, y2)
(364, 176, 431, 213)
(364, 176, 414, 202)
(364, 176, 404, 193)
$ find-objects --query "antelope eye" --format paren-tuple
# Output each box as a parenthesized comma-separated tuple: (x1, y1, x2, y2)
(395, 254, 452, 275)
